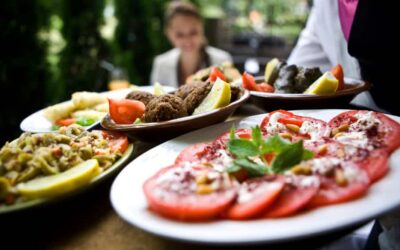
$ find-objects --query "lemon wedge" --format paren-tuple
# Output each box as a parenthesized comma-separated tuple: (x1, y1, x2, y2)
(17, 159, 101, 199)
(304, 72, 339, 94)
(193, 78, 231, 115)
(264, 58, 280, 83)
(153, 82, 166, 96)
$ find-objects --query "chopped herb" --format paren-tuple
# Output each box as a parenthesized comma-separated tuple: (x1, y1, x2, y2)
(226, 126, 314, 176)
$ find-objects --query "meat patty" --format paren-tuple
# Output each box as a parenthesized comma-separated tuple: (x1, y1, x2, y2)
(184, 82, 212, 115)
(126, 91, 155, 106)
(144, 94, 188, 122)
(175, 80, 208, 99)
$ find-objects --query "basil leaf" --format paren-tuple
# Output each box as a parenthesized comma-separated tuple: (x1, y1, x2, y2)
(261, 135, 289, 154)
(228, 139, 259, 157)
(234, 158, 266, 177)
(226, 164, 241, 173)
(251, 125, 263, 147)
(271, 140, 304, 173)
(302, 149, 314, 160)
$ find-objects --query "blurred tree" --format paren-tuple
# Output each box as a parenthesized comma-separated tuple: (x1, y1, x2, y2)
(59, 0, 110, 99)
(0, 0, 50, 144)
(113, 0, 170, 85)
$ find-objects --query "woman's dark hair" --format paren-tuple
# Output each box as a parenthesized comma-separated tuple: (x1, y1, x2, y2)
(165, 1, 203, 26)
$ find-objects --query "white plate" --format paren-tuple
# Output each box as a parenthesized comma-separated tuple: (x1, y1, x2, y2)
(110, 109, 400, 244)
(20, 85, 175, 133)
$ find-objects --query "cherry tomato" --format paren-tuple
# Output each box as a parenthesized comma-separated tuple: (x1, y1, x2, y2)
(55, 118, 77, 126)
(209, 67, 226, 82)
(108, 98, 145, 124)
(256, 82, 275, 93)
(101, 131, 129, 153)
(331, 64, 345, 91)
(242, 72, 258, 91)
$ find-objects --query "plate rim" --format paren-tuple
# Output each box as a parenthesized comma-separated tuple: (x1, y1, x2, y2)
(109, 109, 400, 245)
(19, 85, 176, 133)
(100, 89, 250, 131)
(248, 77, 370, 99)
(0, 143, 134, 214)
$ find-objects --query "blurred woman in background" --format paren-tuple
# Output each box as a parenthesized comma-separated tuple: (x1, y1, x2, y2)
(150, 1, 232, 87)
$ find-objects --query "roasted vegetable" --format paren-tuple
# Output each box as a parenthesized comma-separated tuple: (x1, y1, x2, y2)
(274, 64, 298, 93)
(294, 67, 322, 93)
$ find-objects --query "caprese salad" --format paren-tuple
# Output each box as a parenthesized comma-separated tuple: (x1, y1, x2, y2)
(143, 110, 400, 221)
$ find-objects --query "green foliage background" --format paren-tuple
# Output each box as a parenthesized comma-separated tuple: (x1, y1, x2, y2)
(0, 0, 306, 145)
(0, 0, 170, 145)
(0, 1, 50, 145)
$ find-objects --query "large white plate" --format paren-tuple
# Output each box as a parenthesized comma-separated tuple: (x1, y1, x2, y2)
(20, 85, 175, 133)
(110, 109, 400, 244)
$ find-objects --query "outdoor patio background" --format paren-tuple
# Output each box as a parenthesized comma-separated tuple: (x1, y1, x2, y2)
(0, 0, 309, 144)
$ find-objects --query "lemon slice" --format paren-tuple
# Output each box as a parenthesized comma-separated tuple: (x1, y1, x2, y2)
(193, 78, 231, 115)
(153, 82, 166, 96)
(304, 72, 339, 94)
(264, 58, 280, 83)
(17, 159, 101, 199)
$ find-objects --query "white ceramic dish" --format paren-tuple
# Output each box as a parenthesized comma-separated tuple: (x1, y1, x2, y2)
(20, 86, 175, 133)
(110, 109, 400, 244)
(0, 144, 134, 214)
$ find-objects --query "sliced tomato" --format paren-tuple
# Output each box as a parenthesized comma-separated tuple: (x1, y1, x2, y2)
(263, 175, 319, 218)
(143, 165, 238, 221)
(260, 110, 331, 140)
(331, 64, 345, 91)
(108, 98, 145, 124)
(242, 72, 258, 91)
(55, 118, 77, 126)
(102, 131, 129, 153)
(304, 139, 389, 183)
(329, 110, 400, 153)
(209, 67, 226, 82)
(278, 117, 304, 127)
(358, 149, 389, 183)
(225, 175, 285, 220)
(175, 142, 210, 164)
(256, 82, 274, 93)
(307, 163, 370, 208)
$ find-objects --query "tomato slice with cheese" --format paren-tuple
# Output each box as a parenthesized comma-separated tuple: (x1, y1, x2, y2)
(143, 165, 238, 221)
(260, 110, 331, 141)
(225, 175, 285, 220)
(329, 110, 400, 153)
(304, 138, 389, 183)
(263, 175, 319, 218)
(305, 157, 370, 208)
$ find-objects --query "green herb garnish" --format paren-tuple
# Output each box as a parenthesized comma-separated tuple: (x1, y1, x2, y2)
(76, 117, 96, 126)
(227, 126, 314, 176)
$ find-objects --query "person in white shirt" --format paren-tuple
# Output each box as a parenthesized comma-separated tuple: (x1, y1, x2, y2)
(150, 1, 232, 88)
(287, 0, 384, 112)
